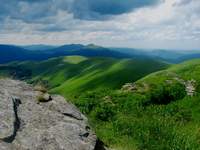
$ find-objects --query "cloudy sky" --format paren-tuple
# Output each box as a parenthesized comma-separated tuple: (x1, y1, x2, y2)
(0, 0, 199, 50)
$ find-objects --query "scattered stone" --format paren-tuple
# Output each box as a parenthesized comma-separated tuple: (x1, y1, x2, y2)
(43, 93, 52, 101)
(185, 80, 196, 96)
(121, 82, 149, 93)
(121, 83, 137, 92)
(37, 93, 53, 103)
(172, 76, 196, 97)
(34, 85, 47, 93)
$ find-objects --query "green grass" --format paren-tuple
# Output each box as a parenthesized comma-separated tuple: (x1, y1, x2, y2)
(63, 55, 88, 64)
(0, 56, 168, 98)
(71, 59, 200, 150)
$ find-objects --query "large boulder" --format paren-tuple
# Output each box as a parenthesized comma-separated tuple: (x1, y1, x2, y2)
(0, 79, 97, 150)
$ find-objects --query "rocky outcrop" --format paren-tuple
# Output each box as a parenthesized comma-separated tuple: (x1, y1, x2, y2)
(122, 74, 196, 97)
(170, 77, 196, 96)
(121, 82, 149, 93)
(0, 79, 97, 150)
(121, 83, 137, 92)
(185, 80, 196, 96)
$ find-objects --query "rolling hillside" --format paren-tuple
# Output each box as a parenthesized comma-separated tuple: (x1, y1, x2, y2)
(73, 59, 200, 150)
(0, 56, 168, 98)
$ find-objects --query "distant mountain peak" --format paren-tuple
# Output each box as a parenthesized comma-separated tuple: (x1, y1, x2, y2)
(86, 44, 102, 49)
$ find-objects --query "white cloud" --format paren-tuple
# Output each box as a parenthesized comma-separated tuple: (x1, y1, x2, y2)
(0, 0, 199, 50)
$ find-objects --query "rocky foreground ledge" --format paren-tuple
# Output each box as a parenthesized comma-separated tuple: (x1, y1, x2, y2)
(0, 79, 98, 150)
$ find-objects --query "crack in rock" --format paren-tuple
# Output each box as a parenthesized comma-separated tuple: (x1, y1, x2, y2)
(62, 113, 83, 121)
(2, 97, 21, 143)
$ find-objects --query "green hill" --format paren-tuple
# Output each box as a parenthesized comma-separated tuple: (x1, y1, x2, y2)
(0, 56, 168, 98)
(73, 59, 200, 150)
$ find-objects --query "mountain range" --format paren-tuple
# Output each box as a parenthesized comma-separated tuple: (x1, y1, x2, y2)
(0, 44, 200, 64)
(0, 44, 130, 64)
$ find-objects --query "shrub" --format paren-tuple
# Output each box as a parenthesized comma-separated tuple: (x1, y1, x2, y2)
(94, 101, 116, 121)
(75, 91, 100, 114)
(149, 82, 186, 105)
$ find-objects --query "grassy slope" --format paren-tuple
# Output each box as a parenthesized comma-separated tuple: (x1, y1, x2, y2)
(134, 59, 200, 149)
(75, 59, 200, 150)
(52, 57, 168, 97)
(0, 56, 168, 98)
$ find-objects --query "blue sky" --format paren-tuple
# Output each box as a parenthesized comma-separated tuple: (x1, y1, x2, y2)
(0, 0, 199, 50)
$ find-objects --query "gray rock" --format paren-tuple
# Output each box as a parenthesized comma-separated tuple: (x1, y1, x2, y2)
(121, 83, 137, 92)
(0, 89, 14, 139)
(37, 93, 52, 102)
(185, 80, 196, 96)
(43, 93, 51, 101)
(0, 79, 97, 150)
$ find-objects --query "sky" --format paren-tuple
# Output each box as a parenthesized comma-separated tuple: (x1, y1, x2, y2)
(0, 0, 199, 50)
